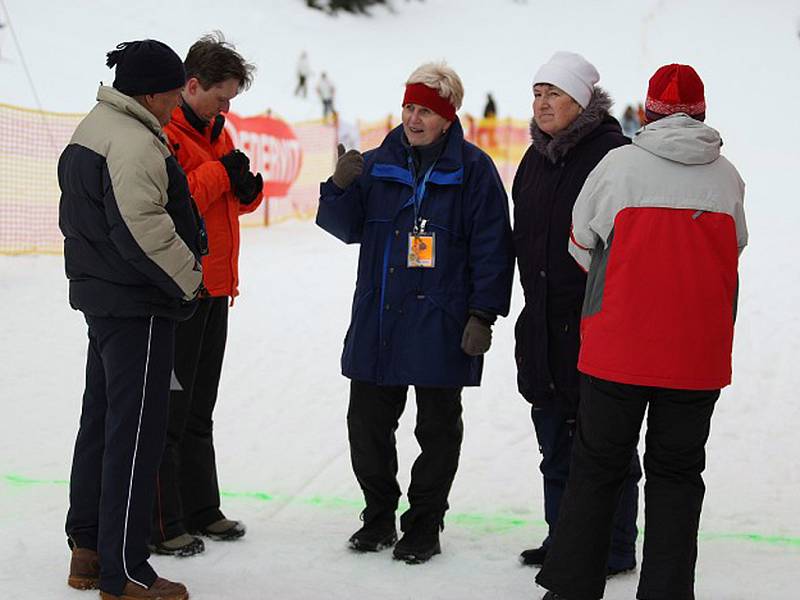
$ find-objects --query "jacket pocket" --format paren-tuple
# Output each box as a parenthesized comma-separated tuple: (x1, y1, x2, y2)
(342, 288, 379, 379)
(391, 291, 468, 383)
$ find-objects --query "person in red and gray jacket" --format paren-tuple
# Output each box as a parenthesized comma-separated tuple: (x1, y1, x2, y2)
(151, 33, 261, 558)
(536, 65, 747, 600)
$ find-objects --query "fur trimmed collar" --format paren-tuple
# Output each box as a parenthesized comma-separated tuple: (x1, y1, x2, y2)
(530, 87, 613, 163)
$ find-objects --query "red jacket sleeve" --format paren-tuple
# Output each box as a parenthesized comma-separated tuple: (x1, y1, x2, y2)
(185, 160, 231, 215)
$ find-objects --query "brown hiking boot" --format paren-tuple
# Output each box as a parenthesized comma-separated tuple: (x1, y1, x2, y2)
(67, 547, 100, 590)
(99, 577, 189, 600)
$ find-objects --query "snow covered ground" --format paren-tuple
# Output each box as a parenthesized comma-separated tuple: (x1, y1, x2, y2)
(1, 0, 799, 598)
(1, 219, 799, 599)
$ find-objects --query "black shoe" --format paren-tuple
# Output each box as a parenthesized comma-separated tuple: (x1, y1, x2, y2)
(149, 533, 205, 557)
(348, 519, 398, 552)
(190, 518, 246, 541)
(392, 519, 442, 564)
(520, 544, 548, 566)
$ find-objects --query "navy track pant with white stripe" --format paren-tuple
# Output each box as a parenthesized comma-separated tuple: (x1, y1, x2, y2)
(66, 314, 175, 596)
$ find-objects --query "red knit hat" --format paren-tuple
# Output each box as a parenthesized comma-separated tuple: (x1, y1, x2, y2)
(645, 64, 706, 122)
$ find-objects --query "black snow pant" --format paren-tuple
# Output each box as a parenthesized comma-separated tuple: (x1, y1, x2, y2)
(531, 401, 641, 571)
(153, 297, 228, 542)
(536, 375, 719, 600)
(322, 99, 334, 119)
(66, 315, 175, 596)
(294, 74, 307, 97)
(348, 380, 463, 533)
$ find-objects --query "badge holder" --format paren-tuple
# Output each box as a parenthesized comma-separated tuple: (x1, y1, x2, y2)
(407, 219, 435, 269)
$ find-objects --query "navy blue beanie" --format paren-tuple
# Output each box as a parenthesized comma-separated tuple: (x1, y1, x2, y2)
(106, 39, 186, 96)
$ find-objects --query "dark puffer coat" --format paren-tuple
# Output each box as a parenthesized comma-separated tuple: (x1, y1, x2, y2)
(59, 86, 203, 321)
(317, 120, 514, 387)
(512, 88, 629, 410)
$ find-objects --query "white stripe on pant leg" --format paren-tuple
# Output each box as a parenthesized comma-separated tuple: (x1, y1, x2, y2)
(122, 315, 154, 589)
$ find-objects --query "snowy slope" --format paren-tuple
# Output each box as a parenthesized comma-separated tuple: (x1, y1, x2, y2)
(1, 1, 798, 131)
(1, 1, 799, 599)
(2, 221, 799, 599)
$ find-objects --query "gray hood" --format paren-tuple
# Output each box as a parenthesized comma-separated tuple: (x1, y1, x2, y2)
(633, 113, 721, 165)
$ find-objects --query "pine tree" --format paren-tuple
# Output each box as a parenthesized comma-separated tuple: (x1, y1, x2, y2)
(305, 0, 420, 16)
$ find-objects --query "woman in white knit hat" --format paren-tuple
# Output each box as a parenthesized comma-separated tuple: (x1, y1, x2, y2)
(511, 51, 642, 576)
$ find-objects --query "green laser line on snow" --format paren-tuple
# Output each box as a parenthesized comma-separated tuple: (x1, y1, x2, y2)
(4, 473, 798, 547)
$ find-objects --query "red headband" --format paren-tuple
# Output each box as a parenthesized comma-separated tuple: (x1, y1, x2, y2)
(402, 83, 456, 122)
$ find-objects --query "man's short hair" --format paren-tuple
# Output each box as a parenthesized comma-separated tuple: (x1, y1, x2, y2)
(184, 31, 255, 91)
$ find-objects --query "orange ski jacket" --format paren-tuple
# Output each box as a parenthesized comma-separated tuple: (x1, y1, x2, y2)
(164, 105, 263, 299)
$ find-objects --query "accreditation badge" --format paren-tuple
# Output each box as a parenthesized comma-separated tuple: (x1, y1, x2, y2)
(407, 231, 436, 268)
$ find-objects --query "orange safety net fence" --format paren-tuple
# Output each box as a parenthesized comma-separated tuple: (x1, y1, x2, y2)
(0, 103, 529, 255)
(0, 103, 83, 255)
(357, 115, 529, 192)
(246, 119, 337, 228)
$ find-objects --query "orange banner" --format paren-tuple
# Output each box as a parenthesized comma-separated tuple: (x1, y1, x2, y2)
(224, 112, 303, 198)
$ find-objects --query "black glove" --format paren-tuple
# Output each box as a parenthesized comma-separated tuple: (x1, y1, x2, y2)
(332, 143, 364, 189)
(461, 312, 494, 356)
(220, 149, 250, 188)
(235, 172, 263, 205)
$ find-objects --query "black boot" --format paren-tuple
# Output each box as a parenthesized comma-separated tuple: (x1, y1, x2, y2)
(349, 515, 397, 552)
(520, 544, 548, 566)
(190, 518, 246, 541)
(149, 533, 205, 557)
(393, 517, 442, 564)
(542, 592, 570, 600)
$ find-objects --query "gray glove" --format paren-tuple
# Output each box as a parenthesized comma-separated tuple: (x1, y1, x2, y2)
(461, 314, 493, 356)
(332, 143, 364, 189)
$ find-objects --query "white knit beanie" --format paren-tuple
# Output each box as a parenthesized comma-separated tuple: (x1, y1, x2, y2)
(533, 51, 599, 109)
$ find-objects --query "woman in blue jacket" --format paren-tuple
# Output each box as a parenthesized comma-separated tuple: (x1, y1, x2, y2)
(317, 61, 514, 564)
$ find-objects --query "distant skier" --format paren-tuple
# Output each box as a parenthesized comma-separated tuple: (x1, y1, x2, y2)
(620, 104, 640, 137)
(483, 92, 497, 118)
(316, 71, 336, 122)
(480, 92, 498, 147)
(294, 50, 310, 97)
(0, 21, 7, 60)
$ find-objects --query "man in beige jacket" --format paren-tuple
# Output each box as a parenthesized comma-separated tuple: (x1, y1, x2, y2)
(59, 39, 204, 600)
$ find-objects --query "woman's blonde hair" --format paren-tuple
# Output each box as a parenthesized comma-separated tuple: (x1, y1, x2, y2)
(405, 61, 464, 111)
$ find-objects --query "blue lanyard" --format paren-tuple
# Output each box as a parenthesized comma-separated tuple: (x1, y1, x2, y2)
(407, 156, 436, 231)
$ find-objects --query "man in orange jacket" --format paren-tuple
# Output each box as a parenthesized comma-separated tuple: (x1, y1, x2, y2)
(151, 33, 262, 557)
